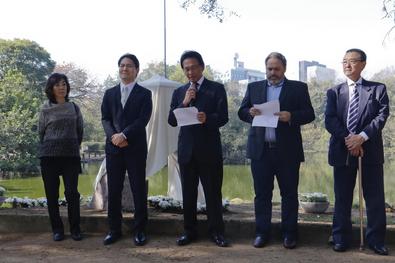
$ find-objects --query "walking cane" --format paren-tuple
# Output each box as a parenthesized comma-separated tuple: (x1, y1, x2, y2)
(358, 156, 364, 251)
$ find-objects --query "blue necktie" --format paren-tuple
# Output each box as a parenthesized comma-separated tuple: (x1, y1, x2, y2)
(347, 83, 359, 134)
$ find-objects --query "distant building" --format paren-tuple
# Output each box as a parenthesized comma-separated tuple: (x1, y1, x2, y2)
(231, 53, 265, 83)
(299, 60, 324, 82)
(306, 65, 336, 83)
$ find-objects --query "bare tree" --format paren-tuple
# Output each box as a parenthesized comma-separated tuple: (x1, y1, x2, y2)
(382, 0, 395, 45)
(54, 62, 103, 107)
(179, 0, 238, 22)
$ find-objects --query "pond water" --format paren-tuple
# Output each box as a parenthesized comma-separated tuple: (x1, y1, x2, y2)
(1, 152, 395, 204)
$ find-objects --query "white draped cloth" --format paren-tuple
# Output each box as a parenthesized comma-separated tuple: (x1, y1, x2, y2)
(91, 75, 205, 210)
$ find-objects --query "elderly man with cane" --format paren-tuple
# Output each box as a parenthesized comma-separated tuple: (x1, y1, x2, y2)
(325, 48, 389, 255)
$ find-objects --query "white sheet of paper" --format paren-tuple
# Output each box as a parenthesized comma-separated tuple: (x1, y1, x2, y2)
(173, 107, 202, 127)
(252, 100, 280, 127)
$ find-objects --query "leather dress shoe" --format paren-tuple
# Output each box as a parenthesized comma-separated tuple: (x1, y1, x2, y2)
(53, 232, 65, 242)
(134, 232, 147, 246)
(103, 232, 122, 245)
(333, 243, 347, 252)
(176, 234, 196, 246)
(71, 232, 83, 241)
(283, 237, 296, 249)
(211, 234, 229, 247)
(253, 235, 268, 248)
(369, 244, 389, 256)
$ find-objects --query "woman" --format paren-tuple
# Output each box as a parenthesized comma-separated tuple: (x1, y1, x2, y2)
(38, 73, 83, 241)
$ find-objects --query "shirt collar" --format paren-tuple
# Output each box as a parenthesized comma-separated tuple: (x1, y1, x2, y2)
(346, 77, 362, 87)
(268, 78, 285, 88)
(120, 80, 136, 90)
(190, 76, 205, 88)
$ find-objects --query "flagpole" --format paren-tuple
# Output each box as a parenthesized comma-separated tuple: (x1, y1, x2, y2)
(164, 0, 167, 78)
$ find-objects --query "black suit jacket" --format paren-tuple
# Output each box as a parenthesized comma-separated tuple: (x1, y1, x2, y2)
(168, 78, 228, 164)
(325, 79, 389, 166)
(238, 79, 315, 162)
(101, 83, 152, 157)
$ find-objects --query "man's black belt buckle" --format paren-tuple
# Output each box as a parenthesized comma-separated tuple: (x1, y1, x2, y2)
(265, 141, 276, 148)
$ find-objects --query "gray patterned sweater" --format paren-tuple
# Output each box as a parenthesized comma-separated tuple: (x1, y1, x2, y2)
(38, 101, 83, 157)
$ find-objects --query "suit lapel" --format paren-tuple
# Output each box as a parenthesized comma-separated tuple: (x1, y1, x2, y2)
(261, 80, 268, 103)
(339, 83, 349, 124)
(278, 78, 289, 108)
(356, 79, 372, 126)
(123, 83, 140, 110)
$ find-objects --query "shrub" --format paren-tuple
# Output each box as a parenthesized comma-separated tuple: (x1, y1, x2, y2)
(0, 186, 6, 197)
(299, 192, 328, 202)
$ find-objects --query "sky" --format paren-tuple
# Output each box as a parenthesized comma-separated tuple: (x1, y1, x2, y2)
(1, 0, 395, 82)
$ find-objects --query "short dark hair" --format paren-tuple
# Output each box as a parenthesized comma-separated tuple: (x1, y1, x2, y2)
(180, 50, 205, 69)
(45, 73, 70, 103)
(118, 53, 140, 68)
(346, 48, 367, 62)
(265, 52, 287, 68)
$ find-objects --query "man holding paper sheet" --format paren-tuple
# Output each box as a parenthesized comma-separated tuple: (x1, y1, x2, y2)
(238, 52, 315, 249)
(168, 50, 229, 247)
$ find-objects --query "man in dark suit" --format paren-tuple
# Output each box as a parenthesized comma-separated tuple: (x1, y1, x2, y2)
(238, 52, 315, 249)
(168, 50, 229, 247)
(325, 48, 389, 255)
(101, 53, 152, 246)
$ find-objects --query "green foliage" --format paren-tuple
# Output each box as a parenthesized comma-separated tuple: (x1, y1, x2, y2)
(82, 141, 105, 151)
(138, 61, 219, 84)
(299, 192, 328, 202)
(372, 66, 395, 154)
(0, 71, 41, 173)
(0, 186, 5, 196)
(0, 39, 55, 95)
(221, 82, 249, 164)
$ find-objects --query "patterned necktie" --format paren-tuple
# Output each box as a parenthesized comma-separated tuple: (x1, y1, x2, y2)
(121, 86, 128, 108)
(347, 83, 359, 134)
(189, 82, 199, 107)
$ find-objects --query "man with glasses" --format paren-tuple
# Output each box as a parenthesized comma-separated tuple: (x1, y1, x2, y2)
(168, 50, 229, 247)
(101, 53, 152, 246)
(325, 48, 389, 255)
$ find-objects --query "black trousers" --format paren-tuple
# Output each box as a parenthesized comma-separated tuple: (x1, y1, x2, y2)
(332, 164, 386, 246)
(179, 155, 225, 237)
(106, 153, 147, 234)
(251, 146, 300, 239)
(40, 157, 81, 234)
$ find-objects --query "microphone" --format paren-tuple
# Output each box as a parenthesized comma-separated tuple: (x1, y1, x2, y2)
(189, 82, 198, 107)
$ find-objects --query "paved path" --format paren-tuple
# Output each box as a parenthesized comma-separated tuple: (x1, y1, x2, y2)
(1, 233, 394, 263)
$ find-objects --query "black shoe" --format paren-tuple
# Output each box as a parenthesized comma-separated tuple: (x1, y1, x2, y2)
(53, 232, 65, 242)
(369, 244, 389, 256)
(253, 235, 268, 248)
(134, 232, 147, 246)
(103, 232, 122, 245)
(333, 243, 347, 252)
(283, 237, 296, 249)
(211, 234, 229, 247)
(71, 232, 83, 241)
(176, 234, 196, 246)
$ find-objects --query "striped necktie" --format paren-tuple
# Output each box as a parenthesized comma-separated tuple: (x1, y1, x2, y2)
(347, 83, 359, 134)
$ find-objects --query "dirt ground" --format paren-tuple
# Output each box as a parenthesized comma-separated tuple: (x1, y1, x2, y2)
(1, 233, 394, 263)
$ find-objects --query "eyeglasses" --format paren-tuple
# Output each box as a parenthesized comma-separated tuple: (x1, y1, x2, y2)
(119, 64, 135, 69)
(341, 59, 362, 65)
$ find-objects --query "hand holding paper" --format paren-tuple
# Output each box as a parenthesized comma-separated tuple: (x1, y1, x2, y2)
(173, 106, 202, 127)
(252, 100, 280, 127)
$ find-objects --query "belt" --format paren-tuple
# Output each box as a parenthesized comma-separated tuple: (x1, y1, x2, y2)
(264, 141, 277, 148)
